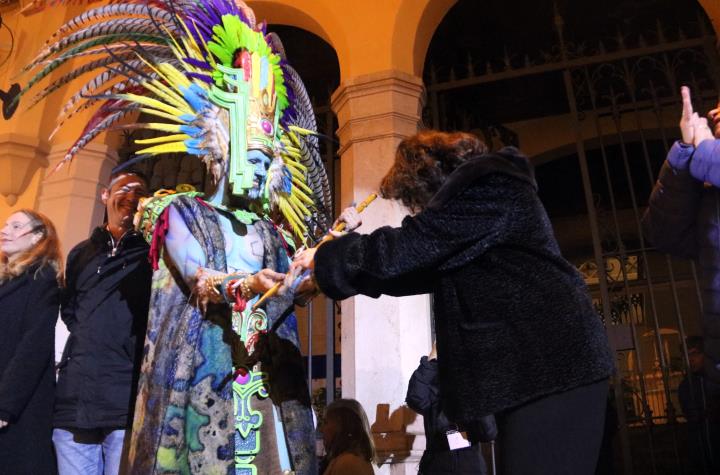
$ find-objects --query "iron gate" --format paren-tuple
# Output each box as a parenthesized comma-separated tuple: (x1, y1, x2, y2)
(426, 4, 720, 474)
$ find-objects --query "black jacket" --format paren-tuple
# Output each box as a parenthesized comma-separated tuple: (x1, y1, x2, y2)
(406, 356, 496, 448)
(315, 147, 615, 424)
(407, 356, 494, 475)
(54, 227, 152, 429)
(0, 264, 59, 474)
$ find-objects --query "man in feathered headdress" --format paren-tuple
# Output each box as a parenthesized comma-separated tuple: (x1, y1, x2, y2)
(23, 1, 331, 473)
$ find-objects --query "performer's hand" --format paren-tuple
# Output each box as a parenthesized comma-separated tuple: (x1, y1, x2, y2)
(709, 101, 720, 138)
(282, 264, 317, 299)
(329, 206, 362, 238)
(0, 419, 9, 429)
(680, 86, 697, 145)
(246, 269, 285, 294)
(195, 267, 225, 308)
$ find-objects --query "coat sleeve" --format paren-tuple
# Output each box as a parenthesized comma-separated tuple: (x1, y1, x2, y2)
(405, 356, 439, 417)
(314, 176, 517, 300)
(641, 142, 703, 259)
(688, 139, 720, 187)
(60, 246, 80, 332)
(0, 269, 59, 422)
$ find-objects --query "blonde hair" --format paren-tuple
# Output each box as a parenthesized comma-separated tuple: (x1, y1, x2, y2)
(0, 209, 63, 284)
(324, 398, 376, 463)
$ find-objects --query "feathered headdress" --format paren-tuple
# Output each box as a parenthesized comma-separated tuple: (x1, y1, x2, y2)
(21, 0, 332, 243)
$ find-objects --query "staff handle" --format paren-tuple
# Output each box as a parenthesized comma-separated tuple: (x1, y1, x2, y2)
(252, 193, 377, 310)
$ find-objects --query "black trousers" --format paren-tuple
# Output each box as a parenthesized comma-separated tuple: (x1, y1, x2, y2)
(419, 444, 487, 475)
(496, 380, 609, 475)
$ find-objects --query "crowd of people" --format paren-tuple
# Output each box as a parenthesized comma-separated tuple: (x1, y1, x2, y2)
(1, 1, 719, 473)
(1, 87, 720, 473)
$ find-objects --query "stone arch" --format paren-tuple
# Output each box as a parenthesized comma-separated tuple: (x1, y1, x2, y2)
(698, 0, 720, 37)
(391, 0, 456, 77)
(246, 0, 348, 76)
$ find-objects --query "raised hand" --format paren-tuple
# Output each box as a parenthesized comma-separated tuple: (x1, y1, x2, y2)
(709, 100, 720, 139)
(680, 86, 697, 145)
(693, 115, 714, 147)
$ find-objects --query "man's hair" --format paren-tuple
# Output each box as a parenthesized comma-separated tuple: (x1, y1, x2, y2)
(108, 169, 148, 189)
(380, 130, 488, 212)
(686, 335, 704, 352)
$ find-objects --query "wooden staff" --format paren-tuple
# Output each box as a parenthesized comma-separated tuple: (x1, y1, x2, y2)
(252, 193, 377, 310)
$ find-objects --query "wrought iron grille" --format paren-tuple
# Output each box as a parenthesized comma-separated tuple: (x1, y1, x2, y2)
(426, 1, 719, 473)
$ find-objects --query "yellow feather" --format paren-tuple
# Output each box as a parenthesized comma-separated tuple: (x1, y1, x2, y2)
(135, 133, 191, 145)
(283, 160, 307, 172)
(288, 193, 310, 216)
(289, 125, 316, 136)
(120, 93, 185, 118)
(137, 108, 186, 124)
(140, 123, 184, 133)
(136, 141, 189, 155)
(142, 81, 192, 115)
(293, 183, 315, 203)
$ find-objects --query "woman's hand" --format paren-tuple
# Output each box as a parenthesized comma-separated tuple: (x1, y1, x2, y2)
(428, 341, 437, 361)
(0, 419, 8, 429)
(291, 248, 317, 273)
(329, 206, 362, 238)
(243, 269, 286, 295)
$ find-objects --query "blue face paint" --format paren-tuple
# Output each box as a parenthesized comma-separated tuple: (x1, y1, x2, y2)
(246, 149, 272, 199)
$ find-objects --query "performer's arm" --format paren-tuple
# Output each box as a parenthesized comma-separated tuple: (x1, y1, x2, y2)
(164, 206, 283, 305)
(164, 204, 207, 286)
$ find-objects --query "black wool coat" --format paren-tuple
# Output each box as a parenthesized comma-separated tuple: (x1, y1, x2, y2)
(0, 264, 59, 475)
(314, 147, 615, 424)
(55, 227, 152, 429)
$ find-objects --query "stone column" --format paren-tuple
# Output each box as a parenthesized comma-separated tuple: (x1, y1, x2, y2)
(36, 142, 117, 361)
(0, 134, 49, 216)
(331, 70, 431, 474)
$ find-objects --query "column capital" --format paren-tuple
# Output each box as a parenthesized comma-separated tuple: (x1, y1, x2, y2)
(331, 70, 425, 156)
(38, 142, 118, 255)
(0, 133, 50, 206)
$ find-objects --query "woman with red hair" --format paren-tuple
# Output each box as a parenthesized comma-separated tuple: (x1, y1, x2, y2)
(0, 209, 62, 474)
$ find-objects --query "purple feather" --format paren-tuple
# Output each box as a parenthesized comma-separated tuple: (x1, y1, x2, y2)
(183, 57, 212, 70)
(186, 72, 213, 84)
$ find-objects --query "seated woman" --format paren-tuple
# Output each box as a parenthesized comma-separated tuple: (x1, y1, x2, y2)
(0, 209, 62, 475)
(320, 398, 376, 475)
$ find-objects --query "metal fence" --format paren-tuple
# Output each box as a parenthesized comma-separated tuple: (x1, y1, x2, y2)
(426, 3, 720, 474)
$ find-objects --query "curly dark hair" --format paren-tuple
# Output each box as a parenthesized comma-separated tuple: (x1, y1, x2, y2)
(380, 130, 488, 212)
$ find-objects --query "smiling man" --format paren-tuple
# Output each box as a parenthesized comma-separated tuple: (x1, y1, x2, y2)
(52, 170, 152, 475)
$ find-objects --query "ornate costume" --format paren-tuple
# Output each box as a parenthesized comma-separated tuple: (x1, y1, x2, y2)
(23, 1, 332, 473)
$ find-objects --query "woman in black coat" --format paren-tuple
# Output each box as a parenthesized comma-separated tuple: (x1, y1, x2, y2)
(292, 130, 615, 474)
(0, 209, 62, 475)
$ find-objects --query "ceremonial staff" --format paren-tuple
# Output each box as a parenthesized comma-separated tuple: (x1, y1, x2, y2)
(253, 192, 377, 310)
